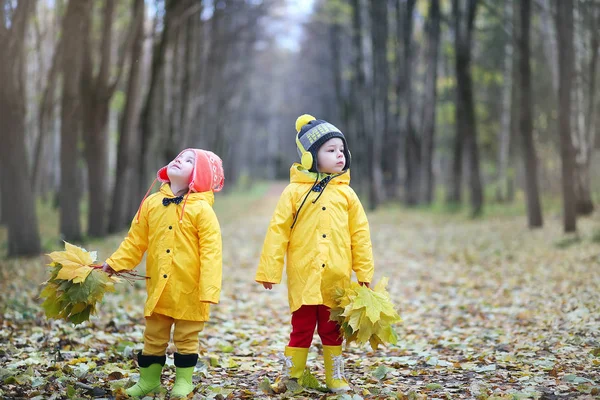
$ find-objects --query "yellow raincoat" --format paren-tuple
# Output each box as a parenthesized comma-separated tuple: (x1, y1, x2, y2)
(256, 164, 374, 313)
(107, 184, 222, 321)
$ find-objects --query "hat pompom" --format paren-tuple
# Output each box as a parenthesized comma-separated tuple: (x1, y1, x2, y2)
(295, 114, 316, 133)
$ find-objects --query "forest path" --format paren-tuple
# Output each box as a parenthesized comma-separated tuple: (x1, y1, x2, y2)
(1, 182, 599, 399)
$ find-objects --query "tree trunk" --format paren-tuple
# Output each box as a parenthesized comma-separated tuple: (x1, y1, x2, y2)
(573, 1, 597, 215)
(59, 0, 86, 242)
(350, 0, 368, 195)
(368, 0, 388, 210)
(138, 1, 173, 200)
(419, 0, 440, 204)
(108, 0, 145, 233)
(81, 0, 136, 237)
(32, 13, 63, 193)
(519, 0, 543, 228)
(555, 0, 577, 233)
(398, 0, 418, 205)
(0, 0, 41, 256)
(496, 0, 513, 203)
(540, 0, 559, 93)
(451, 0, 483, 216)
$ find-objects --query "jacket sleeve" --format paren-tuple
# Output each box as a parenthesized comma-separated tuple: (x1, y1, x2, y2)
(197, 202, 222, 304)
(255, 186, 294, 284)
(348, 188, 374, 283)
(106, 198, 150, 272)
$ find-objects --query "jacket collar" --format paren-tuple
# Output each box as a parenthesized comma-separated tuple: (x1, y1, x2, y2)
(160, 183, 214, 206)
(289, 163, 350, 185)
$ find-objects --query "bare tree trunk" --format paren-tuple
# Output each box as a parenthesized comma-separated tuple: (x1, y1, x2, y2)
(540, 0, 559, 93)
(32, 13, 62, 192)
(399, 0, 418, 205)
(519, 0, 543, 228)
(59, 0, 86, 242)
(350, 0, 369, 195)
(496, 0, 513, 203)
(108, 0, 145, 233)
(80, 0, 139, 237)
(138, 1, 174, 200)
(0, 0, 41, 256)
(419, 0, 440, 204)
(573, 1, 597, 215)
(368, 0, 388, 209)
(556, 0, 577, 233)
(451, 0, 483, 216)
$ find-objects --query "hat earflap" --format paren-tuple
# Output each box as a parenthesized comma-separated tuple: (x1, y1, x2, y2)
(295, 114, 317, 170)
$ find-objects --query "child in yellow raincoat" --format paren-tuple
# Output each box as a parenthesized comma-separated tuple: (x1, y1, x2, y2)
(102, 148, 224, 398)
(256, 114, 374, 392)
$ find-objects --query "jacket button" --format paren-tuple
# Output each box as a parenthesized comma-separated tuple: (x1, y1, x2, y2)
(322, 207, 326, 210)
(322, 234, 326, 238)
(166, 249, 170, 253)
(168, 226, 172, 230)
(322, 264, 325, 268)
(163, 274, 167, 278)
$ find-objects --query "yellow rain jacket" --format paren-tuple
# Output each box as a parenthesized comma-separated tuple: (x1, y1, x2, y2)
(256, 164, 374, 313)
(106, 184, 222, 321)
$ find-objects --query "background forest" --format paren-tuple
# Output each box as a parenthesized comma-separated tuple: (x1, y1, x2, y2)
(1, 0, 600, 257)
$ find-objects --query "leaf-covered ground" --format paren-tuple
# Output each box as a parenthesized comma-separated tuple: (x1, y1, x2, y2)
(1, 183, 599, 399)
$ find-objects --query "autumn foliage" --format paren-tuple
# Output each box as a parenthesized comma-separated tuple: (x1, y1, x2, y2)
(40, 242, 119, 324)
(330, 277, 402, 350)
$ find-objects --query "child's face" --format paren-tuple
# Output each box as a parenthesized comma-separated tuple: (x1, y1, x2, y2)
(316, 138, 345, 174)
(167, 150, 195, 184)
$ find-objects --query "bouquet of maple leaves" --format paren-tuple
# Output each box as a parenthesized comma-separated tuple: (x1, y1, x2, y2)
(329, 277, 402, 350)
(40, 241, 143, 325)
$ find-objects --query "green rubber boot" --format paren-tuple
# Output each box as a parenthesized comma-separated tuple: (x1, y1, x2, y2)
(171, 353, 198, 398)
(125, 353, 165, 397)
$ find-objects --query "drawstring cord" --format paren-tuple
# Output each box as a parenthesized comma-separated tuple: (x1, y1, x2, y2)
(290, 173, 319, 230)
(135, 178, 158, 223)
(179, 187, 192, 223)
(290, 171, 346, 230)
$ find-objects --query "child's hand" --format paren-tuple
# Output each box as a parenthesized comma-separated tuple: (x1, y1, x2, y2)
(359, 281, 370, 288)
(260, 282, 273, 290)
(102, 262, 116, 275)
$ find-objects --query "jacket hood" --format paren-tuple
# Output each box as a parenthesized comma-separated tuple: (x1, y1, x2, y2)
(157, 148, 224, 193)
(289, 163, 350, 185)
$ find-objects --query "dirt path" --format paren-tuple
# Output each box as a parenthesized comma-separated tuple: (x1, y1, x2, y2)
(1, 182, 599, 399)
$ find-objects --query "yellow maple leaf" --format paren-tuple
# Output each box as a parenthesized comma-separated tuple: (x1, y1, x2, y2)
(49, 242, 96, 283)
(56, 264, 93, 283)
(48, 242, 95, 270)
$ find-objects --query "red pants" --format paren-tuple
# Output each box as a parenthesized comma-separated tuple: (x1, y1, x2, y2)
(288, 305, 343, 348)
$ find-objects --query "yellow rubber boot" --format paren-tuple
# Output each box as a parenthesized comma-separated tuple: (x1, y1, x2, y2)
(323, 345, 350, 392)
(282, 346, 309, 379)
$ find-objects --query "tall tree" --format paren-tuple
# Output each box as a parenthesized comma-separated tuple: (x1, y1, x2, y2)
(555, 0, 577, 232)
(419, 0, 441, 204)
(519, 0, 543, 228)
(59, 0, 86, 242)
(450, 0, 483, 216)
(80, 0, 138, 237)
(0, 0, 41, 256)
(108, 0, 145, 233)
(368, 0, 388, 209)
(349, 0, 369, 193)
(397, 0, 417, 205)
(572, 0, 598, 215)
(496, 0, 513, 202)
(138, 0, 175, 201)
